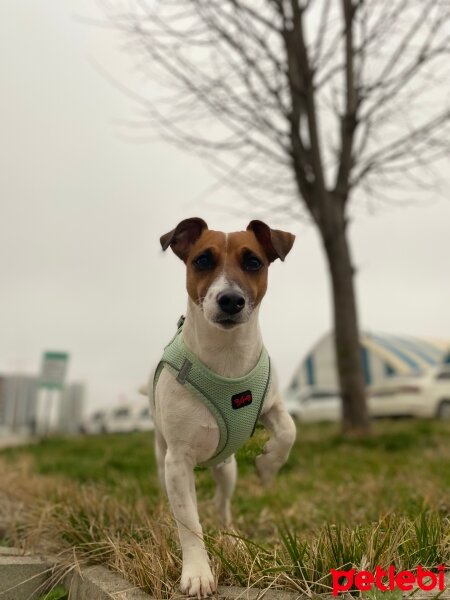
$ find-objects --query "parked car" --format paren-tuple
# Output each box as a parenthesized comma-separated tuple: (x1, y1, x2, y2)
(90, 401, 154, 434)
(284, 365, 450, 423)
(102, 405, 136, 433)
(80, 401, 154, 435)
(80, 410, 106, 434)
(368, 366, 450, 419)
(134, 404, 155, 432)
(284, 386, 342, 422)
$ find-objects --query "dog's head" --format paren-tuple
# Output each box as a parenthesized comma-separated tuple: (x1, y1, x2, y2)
(160, 218, 295, 329)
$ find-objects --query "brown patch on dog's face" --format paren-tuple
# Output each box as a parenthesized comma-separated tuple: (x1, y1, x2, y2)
(185, 230, 269, 308)
(160, 218, 295, 327)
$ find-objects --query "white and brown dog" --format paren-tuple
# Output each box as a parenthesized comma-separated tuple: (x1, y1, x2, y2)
(151, 218, 296, 598)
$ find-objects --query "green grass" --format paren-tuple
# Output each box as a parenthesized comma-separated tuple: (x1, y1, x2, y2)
(0, 419, 449, 597)
(2, 419, 449, 535)
(36, 587, 68, 600)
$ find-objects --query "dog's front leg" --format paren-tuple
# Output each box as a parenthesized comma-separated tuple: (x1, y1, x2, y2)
(211, 455, 236, 527)
(256, 401, 296, 486)
(165, 449, 216, 597)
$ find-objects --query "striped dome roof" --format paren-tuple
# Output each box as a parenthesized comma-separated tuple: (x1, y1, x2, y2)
(361, 333, 450, 375)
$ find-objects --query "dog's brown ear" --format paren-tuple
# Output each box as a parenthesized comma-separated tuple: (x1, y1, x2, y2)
(160, 218, 208, 261)
(247, 220, 295, 262)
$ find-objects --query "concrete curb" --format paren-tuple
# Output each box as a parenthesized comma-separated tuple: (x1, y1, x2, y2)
(0, 551, 54, 600)
(0, 548, 300, 600)
(64, 568, 300, 600)
(0, 547, 448, 600)
(0, 548, 151, 600)
(64, 564, 153, 600)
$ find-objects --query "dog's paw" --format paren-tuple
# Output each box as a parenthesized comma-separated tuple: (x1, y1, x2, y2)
(255, 452, 279, 486)
(180, 562, 216, 598)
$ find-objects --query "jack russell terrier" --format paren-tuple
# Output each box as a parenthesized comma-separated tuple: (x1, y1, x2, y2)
(150, 218, 296, 598)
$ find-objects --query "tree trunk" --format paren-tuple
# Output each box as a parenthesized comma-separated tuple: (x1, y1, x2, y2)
(321, 214, 370, 436)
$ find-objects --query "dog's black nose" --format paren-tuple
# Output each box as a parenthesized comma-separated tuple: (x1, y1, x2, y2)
(217, 291, 245, 315)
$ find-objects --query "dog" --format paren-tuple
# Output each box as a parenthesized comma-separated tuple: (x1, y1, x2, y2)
(150, 218, 297, 598)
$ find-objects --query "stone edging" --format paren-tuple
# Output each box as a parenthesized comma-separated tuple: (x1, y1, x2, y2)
(0, 547, 300, 600)
(1, 547, 448, 600)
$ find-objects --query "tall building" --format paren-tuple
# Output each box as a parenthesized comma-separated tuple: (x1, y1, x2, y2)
(59, 382, 85, 434)
(0, 374, 85, 435)
(0, 374, 38, 432)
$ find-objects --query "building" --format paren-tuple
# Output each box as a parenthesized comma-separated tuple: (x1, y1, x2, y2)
(0, 375, 38, 432)
(289, 331, 450, 391)
(0, 374, 85, 435)
(58, 383, 85, 434)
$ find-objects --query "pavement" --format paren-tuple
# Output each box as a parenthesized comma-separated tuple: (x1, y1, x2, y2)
(0, 433, 35, 449)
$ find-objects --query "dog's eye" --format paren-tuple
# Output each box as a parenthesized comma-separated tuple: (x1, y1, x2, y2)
(243, 255, 262, 271)
(193, 253, 214, 271)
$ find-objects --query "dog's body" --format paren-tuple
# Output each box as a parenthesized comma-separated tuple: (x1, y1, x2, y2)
(151, 219, 297, 597)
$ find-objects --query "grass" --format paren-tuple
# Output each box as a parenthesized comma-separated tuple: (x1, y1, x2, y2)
(36, 587, 68, 600)
(0, 419, 449, 597)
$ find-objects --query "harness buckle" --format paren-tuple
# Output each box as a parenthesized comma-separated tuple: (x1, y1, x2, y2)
(177, 358, 192, 384)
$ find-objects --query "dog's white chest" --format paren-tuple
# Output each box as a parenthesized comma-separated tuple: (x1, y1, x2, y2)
(154, 369, 220, 465)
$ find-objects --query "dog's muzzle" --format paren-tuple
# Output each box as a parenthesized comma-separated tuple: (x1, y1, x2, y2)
(214, 291, 246, 327)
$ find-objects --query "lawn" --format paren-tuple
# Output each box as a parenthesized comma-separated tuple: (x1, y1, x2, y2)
(0, 419, 449, 597)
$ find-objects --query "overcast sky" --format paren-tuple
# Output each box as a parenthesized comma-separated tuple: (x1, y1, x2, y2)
(2, 0, 450, 414)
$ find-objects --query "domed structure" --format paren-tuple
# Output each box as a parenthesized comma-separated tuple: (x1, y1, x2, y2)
(288, 331, 450, 391)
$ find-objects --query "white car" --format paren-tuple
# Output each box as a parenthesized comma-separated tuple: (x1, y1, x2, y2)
(368, 366, 450, 419)
(81, 402, 154, 435)
(100, 402, 155, 434)
(284, 386, 342, 422)
(102, 405, 136, 433)
(134, 404, 155, 432)
(284, 365, 450, 423)
(80, 410, 107, 434)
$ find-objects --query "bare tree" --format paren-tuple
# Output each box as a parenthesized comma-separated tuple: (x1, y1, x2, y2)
(100, 0, 450, 434)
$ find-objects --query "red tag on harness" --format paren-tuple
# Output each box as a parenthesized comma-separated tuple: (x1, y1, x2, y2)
(231, 390, 253, 409)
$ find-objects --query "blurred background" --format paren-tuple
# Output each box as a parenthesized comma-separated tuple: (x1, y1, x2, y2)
(1, 0, 450, 438)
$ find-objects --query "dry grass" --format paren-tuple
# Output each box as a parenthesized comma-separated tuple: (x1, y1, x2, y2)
(0, 420, 449, 598)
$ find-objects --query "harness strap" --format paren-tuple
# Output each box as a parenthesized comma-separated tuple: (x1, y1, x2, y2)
(153, 316, 271, 468)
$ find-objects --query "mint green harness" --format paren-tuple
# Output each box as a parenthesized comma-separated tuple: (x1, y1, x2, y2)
(153, 317, 271, 468)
